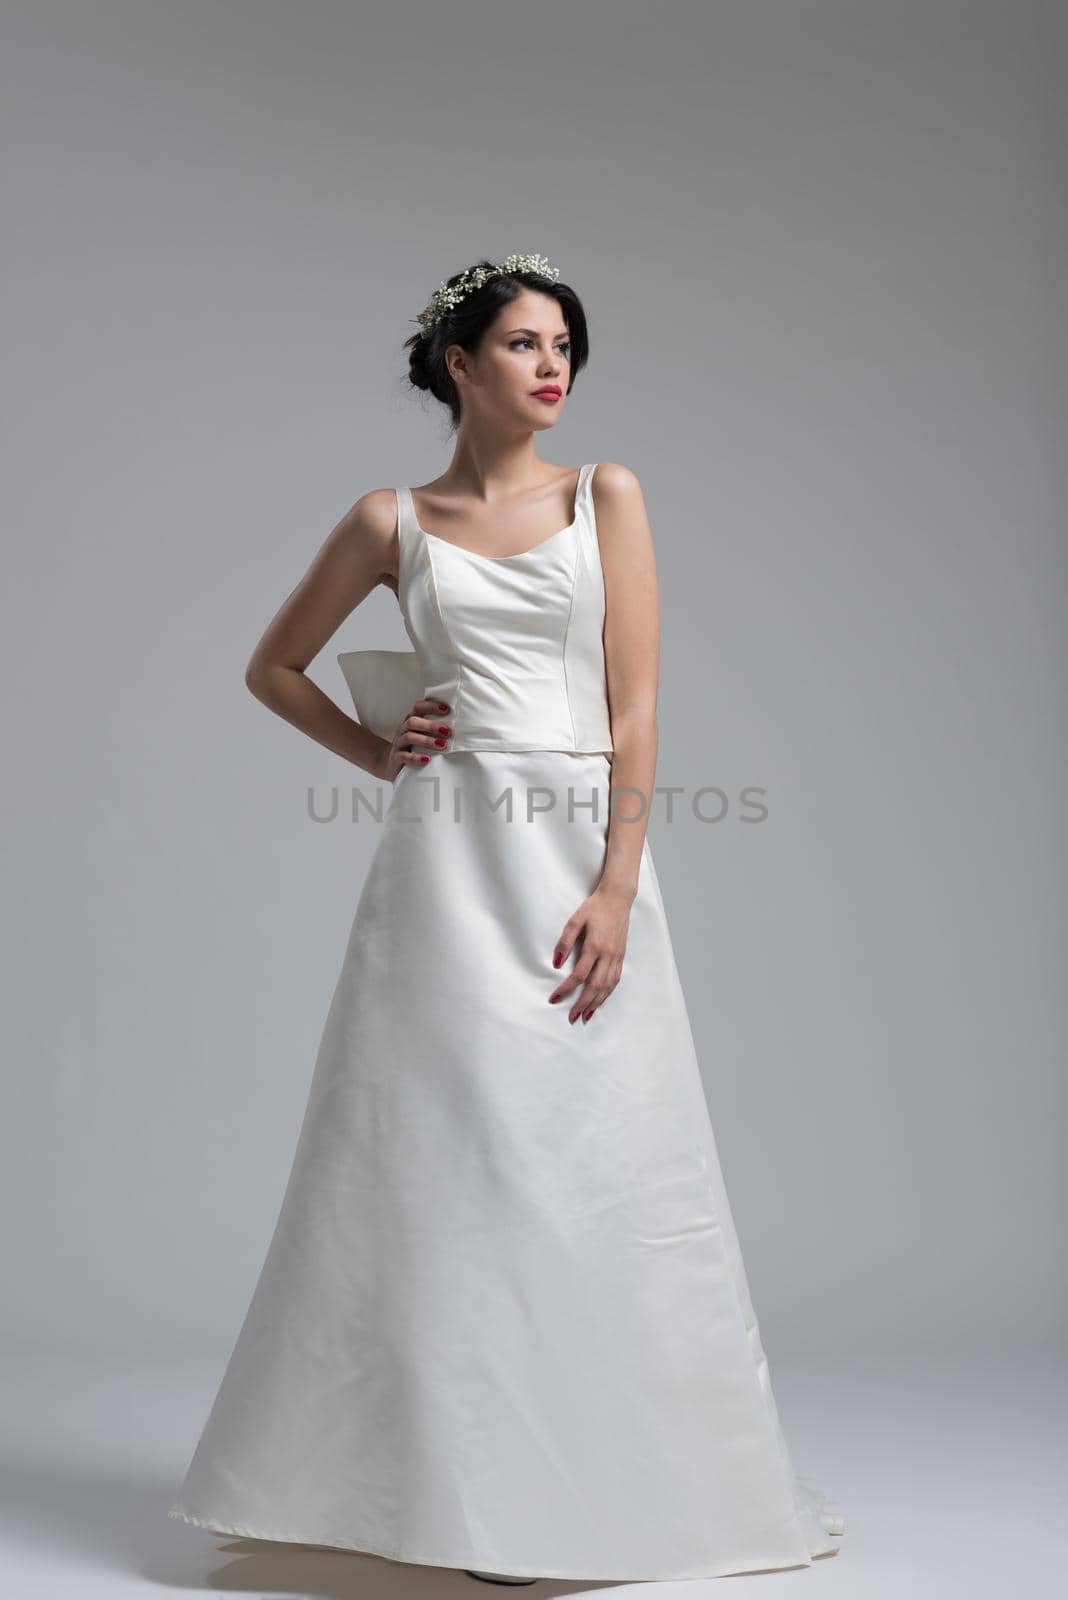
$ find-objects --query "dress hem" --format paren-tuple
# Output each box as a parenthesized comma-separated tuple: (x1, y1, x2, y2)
(167, 1503, 840, 1582)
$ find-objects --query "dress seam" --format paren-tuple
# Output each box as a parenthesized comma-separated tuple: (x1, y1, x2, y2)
(558, 463, 591, 751)
(416, 490, 469, 731)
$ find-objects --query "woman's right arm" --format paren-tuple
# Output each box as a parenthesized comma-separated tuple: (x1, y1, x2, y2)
(244, 488, 444, 781)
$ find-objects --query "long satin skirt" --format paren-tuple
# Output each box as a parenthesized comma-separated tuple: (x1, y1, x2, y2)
(168, 750, 844, 1581)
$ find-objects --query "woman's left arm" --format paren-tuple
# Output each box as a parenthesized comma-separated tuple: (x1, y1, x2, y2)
(595, 461, 660, 897)
(548, 462, 660, 1024)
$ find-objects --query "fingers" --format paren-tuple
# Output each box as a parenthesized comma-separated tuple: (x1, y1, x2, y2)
(549, 949, 621, 1025)
(551, 916, 580, 973)
(549, 915, 589, 1014)
(395, 700, 453, 768)
(576, 956, 623, 1022)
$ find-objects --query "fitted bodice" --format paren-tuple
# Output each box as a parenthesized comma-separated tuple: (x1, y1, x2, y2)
(395, 461, 614, 754)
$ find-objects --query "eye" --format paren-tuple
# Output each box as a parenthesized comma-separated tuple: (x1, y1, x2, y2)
(510, 338, 571, 357)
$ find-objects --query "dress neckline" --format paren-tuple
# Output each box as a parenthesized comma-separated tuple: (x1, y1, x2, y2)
(407, 465, 587, 564)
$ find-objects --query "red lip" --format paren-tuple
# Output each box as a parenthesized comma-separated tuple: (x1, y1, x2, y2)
(532, 387, 561, 400)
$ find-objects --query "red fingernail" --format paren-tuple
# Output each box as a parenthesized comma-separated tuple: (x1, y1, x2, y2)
(584, 1009, 594, 1021)
(434, 738, 445, 746)
(552, 952, 562, 967)
(420, 755, 430, 763)
(438, 702, 449, 711)
(437, 726, 450, 735)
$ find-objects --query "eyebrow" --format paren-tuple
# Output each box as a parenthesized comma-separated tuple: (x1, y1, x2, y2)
(506, 327, 570, 340)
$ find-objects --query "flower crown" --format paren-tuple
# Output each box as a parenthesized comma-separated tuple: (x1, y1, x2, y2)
(413, 253, 561, 338)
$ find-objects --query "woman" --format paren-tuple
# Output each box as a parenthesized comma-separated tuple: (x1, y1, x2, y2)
(168, 254, 845, 1583)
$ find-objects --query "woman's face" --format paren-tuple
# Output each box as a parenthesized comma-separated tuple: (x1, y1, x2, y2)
(448, 289, 572, 431)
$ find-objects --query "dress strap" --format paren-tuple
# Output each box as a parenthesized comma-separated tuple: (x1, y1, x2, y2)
(395, 486, 416, 545)
(394, 487, 419, 599)
(575, 462, 598, 522)
(572, 462, 600, 539)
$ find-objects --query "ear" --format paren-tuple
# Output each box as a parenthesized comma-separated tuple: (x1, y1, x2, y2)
(444, 342, 470, 385)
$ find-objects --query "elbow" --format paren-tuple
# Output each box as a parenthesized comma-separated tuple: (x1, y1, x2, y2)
(245, 655, 276, 701)
(610, 704, 658, 737)
(246, 656, 307, 705)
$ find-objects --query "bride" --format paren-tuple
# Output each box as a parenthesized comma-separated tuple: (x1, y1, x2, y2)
(168, 252, 844, 1584)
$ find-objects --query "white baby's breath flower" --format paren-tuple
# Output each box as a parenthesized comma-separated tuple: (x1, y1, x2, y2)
(413, 254, 561, 337)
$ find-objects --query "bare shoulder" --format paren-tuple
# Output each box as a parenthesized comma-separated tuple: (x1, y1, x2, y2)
(589, 462, 652, 549)
(347, 485, 399, 542)
(326, 486, 400, 583)
(591, 460, 645, 501)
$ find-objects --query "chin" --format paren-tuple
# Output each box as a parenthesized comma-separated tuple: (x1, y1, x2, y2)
(525, 404, 561, 430)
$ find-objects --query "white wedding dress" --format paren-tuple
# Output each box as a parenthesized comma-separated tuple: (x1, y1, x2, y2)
(168, 462, 844, 1581)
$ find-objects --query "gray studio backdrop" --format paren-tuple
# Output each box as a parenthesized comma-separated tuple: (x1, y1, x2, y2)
(2, 0, 1062, 1373)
